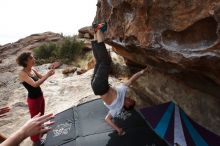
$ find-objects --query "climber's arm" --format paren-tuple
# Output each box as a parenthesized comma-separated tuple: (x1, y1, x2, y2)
(105, 113, 125, 136)
(124, 66, 151, 86)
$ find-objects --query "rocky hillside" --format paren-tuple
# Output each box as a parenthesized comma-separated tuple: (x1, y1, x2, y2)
(94, 0, 220, 135)
(0, 32, 63, 58)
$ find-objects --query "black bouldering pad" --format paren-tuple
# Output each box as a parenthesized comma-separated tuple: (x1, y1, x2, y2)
(45, 99, 168, 146)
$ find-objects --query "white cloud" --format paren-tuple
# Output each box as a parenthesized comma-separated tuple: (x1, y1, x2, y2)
(0, 0, 97, 45)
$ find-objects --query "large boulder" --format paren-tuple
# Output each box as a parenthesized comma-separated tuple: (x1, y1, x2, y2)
(78, 26, 94, 39)
(94, 0, 220, 135)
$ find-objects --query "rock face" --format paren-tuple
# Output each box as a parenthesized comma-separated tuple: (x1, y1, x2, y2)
(94, 0, 220, 135)
(78, 26, 94, 39)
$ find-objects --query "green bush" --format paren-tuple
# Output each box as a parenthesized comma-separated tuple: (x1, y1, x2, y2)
(33, 36, 85, 64)
(58, 36, 84, 60)
(34, 43, 57, 59)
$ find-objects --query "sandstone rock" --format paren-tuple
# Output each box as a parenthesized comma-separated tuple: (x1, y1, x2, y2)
(76, 68, 87, 75)
(87, 58, 96, 70)
(48, 62, 62, 69)
(95, 0, 220, 95)
(83, 42, 92, 51)
(78, 26, 94, 39)
(84, 33, 91, 39)
(62, 67, 77, 75)
(94, 0, 220, 135)
(78, 32, 84, 38)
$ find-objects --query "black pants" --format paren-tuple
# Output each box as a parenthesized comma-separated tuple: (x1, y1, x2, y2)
(91, 41, 111, 95)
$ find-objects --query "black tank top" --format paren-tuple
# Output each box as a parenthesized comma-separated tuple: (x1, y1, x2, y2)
(22, 75, 43, 99)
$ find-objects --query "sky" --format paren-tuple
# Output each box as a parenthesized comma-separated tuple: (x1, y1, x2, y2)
(0, 0, 97, 45)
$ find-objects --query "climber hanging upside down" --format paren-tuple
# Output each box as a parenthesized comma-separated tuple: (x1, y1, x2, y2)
(91, 22, 151, 136)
